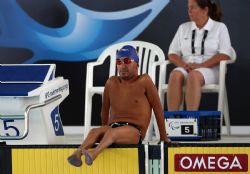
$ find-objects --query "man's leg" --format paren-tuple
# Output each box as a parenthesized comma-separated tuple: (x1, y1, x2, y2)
(80, 126, 109, 150)
(85, 125, 140, 165)
(68, 126, 109, 167)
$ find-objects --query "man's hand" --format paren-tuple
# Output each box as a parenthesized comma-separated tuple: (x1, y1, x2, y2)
(165, 138, 171, 143)
(160, 137, 171, 144)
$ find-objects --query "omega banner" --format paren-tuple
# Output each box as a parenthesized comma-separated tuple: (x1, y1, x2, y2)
(168, 147, 249, 173)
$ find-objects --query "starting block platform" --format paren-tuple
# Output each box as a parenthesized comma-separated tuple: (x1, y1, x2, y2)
(0, 64, 69, 144)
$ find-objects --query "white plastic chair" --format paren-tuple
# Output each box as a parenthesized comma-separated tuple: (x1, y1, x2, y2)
(84, 41, 166, 141)
(157, 48, 237, 136)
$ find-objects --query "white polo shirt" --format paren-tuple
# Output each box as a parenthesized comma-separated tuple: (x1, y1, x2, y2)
(168, 18, 232, 63)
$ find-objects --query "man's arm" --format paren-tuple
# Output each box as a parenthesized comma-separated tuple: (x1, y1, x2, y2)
(143, 75, 169, 142)
(101, 78, 111, 125)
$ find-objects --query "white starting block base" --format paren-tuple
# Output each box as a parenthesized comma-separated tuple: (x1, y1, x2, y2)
(0, 64, 69, 144)
(0, 109, 64, 145)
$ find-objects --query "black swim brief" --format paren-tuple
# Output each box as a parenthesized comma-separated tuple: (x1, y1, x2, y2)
(109, 122, 142, 144)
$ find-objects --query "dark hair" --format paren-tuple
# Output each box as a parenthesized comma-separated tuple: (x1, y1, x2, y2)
(195, 0, 222, 21)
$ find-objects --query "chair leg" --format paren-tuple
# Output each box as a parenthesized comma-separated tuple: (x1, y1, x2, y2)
(144, 115, 155, 142)
(159, 90, 165, 109)
(179, 92, 185, 110)
(84, 92, 93, 139)
(223, 92, 231, 135)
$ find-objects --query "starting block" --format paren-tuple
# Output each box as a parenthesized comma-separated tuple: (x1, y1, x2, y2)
(0, 64, 69, 144)
(165, 111, 221, 141)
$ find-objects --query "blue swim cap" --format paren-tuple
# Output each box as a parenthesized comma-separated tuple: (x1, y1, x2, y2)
(116, 45, 139, 63)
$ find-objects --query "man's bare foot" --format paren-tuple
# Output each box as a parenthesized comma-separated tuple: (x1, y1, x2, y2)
(67, 148, 84, 167)
(84, 150, 93, 166)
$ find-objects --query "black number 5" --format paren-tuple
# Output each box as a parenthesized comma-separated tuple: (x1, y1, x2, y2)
(3, 119, 20, 136)
(181, 125, 194, 135)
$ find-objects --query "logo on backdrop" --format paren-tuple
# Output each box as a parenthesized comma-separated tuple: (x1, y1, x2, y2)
(0, 0, 169, 63)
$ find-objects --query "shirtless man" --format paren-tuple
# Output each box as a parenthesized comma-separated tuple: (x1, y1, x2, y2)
(68, 45, 170, 167)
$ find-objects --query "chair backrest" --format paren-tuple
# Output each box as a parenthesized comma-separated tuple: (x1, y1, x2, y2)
(84, 41, 166, 141)
(95, 40, 165, 83)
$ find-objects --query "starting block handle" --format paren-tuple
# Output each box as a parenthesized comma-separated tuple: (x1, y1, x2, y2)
(144, 143, 149, 174)
(0, 95, 62, 140)
(160, 141, 164, 174)
(0, 115, 24, 120)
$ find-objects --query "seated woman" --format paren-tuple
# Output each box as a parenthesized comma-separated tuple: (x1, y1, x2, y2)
(167, 0, 233, 111)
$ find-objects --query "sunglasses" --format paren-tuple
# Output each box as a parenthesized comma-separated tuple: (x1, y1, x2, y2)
(116, 57, 135, 65)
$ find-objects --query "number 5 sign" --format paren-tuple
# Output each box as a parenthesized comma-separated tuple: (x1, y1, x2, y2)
(166, 118, 198, 137)
(0, 119, 20, 137)
(51, 107, 64, 136)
